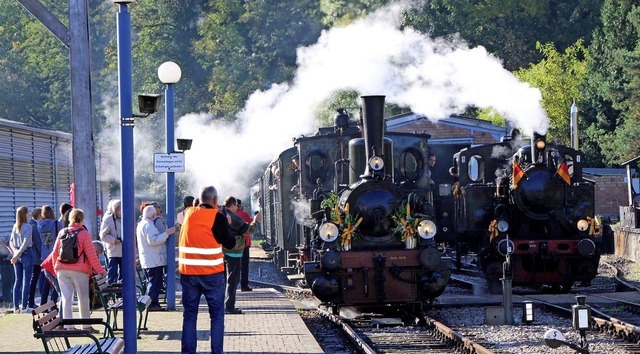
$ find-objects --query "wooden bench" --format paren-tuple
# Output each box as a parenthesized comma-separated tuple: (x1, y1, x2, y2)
(32, 301, 123, 354)
(93, 274, 152, 338)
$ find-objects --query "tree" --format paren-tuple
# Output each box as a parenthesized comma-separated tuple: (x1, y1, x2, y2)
(0, 1, 70, 130)
(318, 0, 389, 27)
(581, 0, 640, 166)
(515, 41, 588, 144)
(195, 0, 324, 119)
(403, 0, 601, 71)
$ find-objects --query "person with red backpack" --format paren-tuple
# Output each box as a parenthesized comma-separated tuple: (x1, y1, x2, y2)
(52, 208, 106, 331)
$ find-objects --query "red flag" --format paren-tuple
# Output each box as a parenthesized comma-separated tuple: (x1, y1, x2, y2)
(512, 161, 524, 189)
(557, 162, 570, 185)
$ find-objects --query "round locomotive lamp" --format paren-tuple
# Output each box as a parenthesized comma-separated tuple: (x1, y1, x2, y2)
(418, 220, 437, 239)
(319, 223, 339, 243)
(577, 219, 589, 232)
(368, 156, 384, 171)
(497, 219, 509, 233)
(535, 139, 546, 150)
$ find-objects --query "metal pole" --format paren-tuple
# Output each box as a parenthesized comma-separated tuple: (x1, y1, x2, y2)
(165, 83, 176, 309)
(570, 99, 579, 150)
(502, 254, 514, 325)
(115, 3, 137, 352)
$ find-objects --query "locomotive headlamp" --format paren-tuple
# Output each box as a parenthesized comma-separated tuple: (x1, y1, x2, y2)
(533, 132, 546, 150)
(368, 156, 384, 171)
(319, 223, 339, 243)
(418, 220, 437, 239)
(577, 219, 589, 232)
(497, 219, 509, 233)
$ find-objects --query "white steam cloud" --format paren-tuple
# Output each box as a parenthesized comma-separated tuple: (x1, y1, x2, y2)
(103, 1, 549, 202)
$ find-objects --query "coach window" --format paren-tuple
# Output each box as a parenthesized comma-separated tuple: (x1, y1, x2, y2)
(306, 152, 328, 184)
(468, 155, 482, 182)
(399, 148, 424, 182)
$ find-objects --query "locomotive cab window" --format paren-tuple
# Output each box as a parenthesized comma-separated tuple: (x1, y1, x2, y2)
(468, 155, 482, 182)
(398, 147, 424, 182)
(305, 152, 329, 184)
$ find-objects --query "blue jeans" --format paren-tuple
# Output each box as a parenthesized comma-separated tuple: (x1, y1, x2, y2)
(13, 248, 34, 310)
(40, 269, 59, 305)
(107, 256, 122, 284)
(180, 272, 226, 354)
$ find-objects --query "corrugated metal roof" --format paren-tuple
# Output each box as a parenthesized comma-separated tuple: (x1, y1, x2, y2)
(0, 118, 71, 140)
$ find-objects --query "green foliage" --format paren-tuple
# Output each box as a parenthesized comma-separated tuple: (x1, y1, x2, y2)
(314, 90, 361, 127)
(0, 1, 70, 130)
(195, 0, 324, 119)
(319, 0, 389, 26)
(580, 0, 640, 166)
(403, 0, 601, 71)
(515, 41, 588, 143)
(477, 107, 506, 127)
(598, 117, 640, 165)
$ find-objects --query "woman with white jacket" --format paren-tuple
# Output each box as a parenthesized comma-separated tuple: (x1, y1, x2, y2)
(136, 205, 175, 311)
(100, 200, 122, 284)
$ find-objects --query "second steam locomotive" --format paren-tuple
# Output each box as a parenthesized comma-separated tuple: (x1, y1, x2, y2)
(257, 95, 452, 310)
(450, 131, 602, 291)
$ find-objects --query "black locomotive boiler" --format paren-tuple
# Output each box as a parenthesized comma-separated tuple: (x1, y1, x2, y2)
(257, 95, 451, 310)
(452, 132, 601, 291)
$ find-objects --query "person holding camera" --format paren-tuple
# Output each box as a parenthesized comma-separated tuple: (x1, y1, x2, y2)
(100, 199, 122, 284)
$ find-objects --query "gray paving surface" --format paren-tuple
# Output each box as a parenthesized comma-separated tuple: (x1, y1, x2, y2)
(0, 287, 323, 353)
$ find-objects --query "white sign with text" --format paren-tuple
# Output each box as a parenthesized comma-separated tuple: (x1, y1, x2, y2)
(154, 153, 185, 173)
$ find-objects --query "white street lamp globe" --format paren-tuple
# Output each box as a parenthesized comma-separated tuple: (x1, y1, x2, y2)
(158, 61, 182, 84)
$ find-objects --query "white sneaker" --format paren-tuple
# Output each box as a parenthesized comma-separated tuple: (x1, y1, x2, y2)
(13, 308, 20, 314)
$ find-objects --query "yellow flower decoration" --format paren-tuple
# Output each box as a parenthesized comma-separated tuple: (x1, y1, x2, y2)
(320, 193, 363, 249)
(392, 193, 427, 242)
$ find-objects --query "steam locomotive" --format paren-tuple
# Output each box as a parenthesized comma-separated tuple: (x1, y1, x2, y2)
(257, 95, 452, 310)
(451, 132, 602, 292)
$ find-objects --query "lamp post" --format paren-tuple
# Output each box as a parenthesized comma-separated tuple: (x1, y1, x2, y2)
(113, 1, 137, 352)
(158, 61, 181, 310)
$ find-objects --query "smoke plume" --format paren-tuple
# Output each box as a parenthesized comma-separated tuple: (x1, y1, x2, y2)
(103, 1, 549, 202)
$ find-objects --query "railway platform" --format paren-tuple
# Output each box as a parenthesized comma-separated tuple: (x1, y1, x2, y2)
(0, 287, 324, 354)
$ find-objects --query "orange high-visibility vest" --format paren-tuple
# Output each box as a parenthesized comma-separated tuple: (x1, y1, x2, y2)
(178, 206, 225, 275)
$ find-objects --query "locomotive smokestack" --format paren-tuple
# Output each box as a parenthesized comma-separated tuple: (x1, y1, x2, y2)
(361, 95, 385, 178)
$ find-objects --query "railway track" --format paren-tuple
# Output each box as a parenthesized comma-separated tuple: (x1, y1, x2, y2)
(252, 278, 496, 353)
(316, 306, 494, 354)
